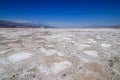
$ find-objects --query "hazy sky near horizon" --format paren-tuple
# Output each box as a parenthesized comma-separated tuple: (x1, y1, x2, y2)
(0, 0, 120, 27)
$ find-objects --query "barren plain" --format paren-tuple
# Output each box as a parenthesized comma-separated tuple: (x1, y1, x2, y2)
(0, 28, 120, 80)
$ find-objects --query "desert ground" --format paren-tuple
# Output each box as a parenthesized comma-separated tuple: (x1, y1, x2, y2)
(0, 28, 120, 80)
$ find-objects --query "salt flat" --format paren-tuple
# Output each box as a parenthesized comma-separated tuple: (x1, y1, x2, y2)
(0, 28, 120, 80)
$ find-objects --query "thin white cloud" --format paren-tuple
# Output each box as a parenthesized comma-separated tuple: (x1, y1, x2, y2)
(15, 20, 31, 23)
(45, 22, 80, 28)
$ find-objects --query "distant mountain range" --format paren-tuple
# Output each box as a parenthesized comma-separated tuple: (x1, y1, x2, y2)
(83, 25, 120, 28)
(0, 20, 120, 28)
(0, 20, 55, 28)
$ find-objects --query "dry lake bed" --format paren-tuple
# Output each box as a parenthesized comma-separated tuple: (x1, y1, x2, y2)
(0, 28, 120, 80)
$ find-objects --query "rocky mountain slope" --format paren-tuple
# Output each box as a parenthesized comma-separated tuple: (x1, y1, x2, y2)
(0, 20, 54, 28)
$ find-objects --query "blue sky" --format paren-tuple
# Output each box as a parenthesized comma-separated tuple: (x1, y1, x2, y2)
(0, 0, 120, 27)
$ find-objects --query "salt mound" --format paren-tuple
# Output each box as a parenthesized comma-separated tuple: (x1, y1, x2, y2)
(51, 61, 71, 74)
(84, 50, 99, 57)
(100, 43, 112, 48)
(8, 52, 32, 62)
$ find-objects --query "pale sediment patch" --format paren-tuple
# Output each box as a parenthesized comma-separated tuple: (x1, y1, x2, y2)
(100, 43, 112, 48)
(51, 61, 71, 74)
(7, 52, 32, 63)
(83, 50, 99, 57)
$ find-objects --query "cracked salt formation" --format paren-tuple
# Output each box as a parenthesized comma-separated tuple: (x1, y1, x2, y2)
(49, 35, 72, 42)
(86, 38, 97, 43)
(0, 29, 120, 80)
(77, 44, 90, 49)
(38, 61, 71, 75)
(40, 48, 64, 56)
(96, 36, 102, 39)
(66, 41, 90, 50)
(7, 52, 32, 62)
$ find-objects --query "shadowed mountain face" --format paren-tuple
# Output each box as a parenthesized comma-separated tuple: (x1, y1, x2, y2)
(0, 20, 55, 28)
